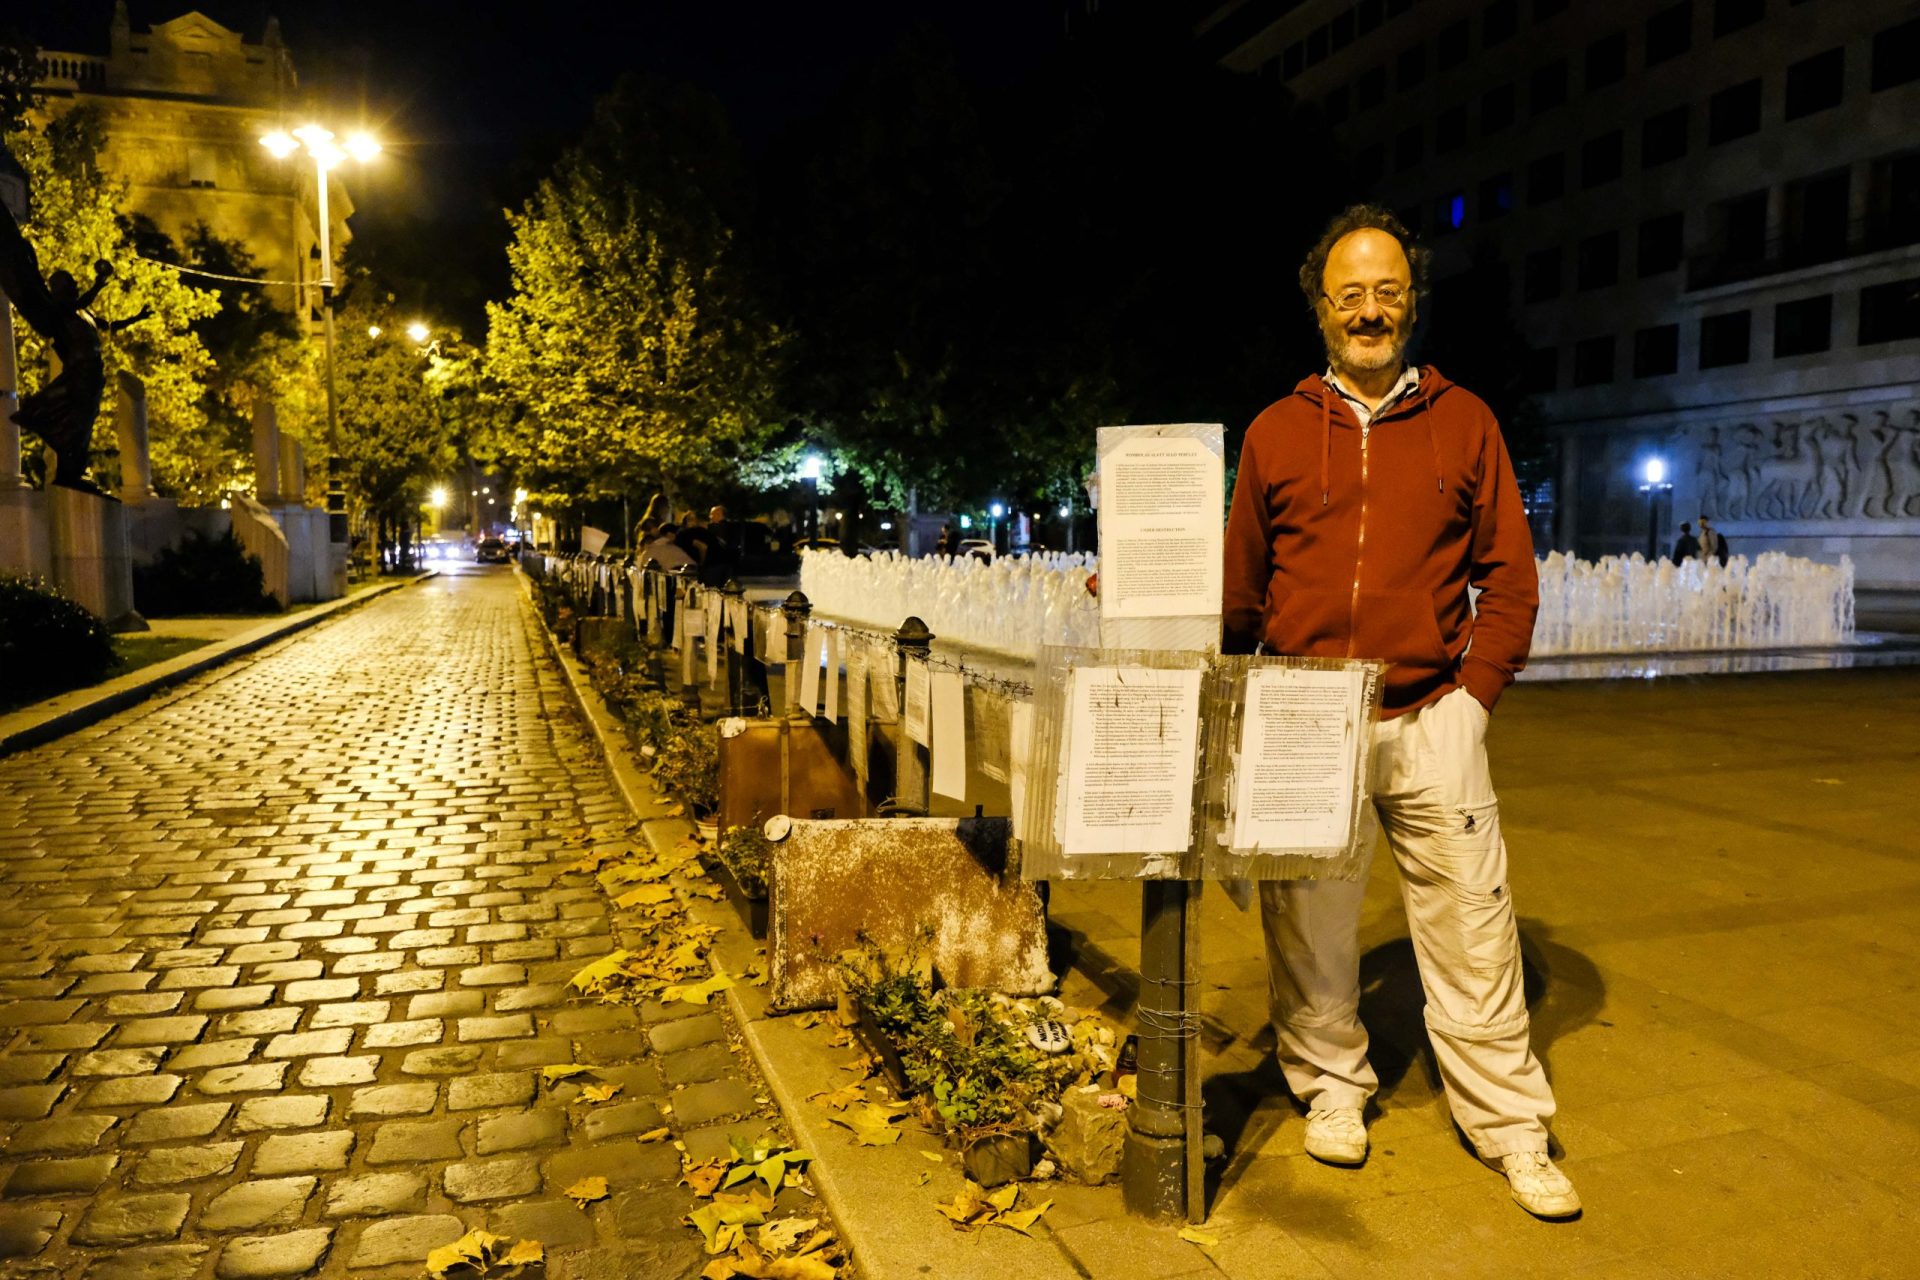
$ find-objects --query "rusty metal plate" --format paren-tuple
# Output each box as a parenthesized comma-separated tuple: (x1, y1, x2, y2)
(768, 816, 1053, 1010)
(718, 720, 866, 831)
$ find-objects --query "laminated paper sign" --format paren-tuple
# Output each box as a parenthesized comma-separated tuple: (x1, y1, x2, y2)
(1061, 665, 1203, 856)
(1097, 432, 1223, 620)
(799, 626, 827, 715)
(1009, 702, 1034, 841)
(1230, 666, 1368, 852)
(824, 630, 843, 724)
(904, 661, 932, 746)
(847, 644, 869, 780)
(930, 671, 967, 800)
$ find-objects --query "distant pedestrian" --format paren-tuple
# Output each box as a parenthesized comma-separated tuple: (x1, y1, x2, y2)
(1698, 515, 1729, 566)
(700, 505, 738, 586)
(1671, 522, 1699, 564)
(933, 523, 956, 557)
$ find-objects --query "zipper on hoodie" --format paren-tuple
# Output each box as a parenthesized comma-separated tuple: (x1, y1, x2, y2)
(1347, 421, 1370, 658)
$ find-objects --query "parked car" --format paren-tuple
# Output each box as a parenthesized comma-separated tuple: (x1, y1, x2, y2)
(475, 537, 511, 564)
(956, 538, 995, 564)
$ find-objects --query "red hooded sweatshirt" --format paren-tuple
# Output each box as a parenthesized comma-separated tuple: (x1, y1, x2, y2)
(1222, 366, 1538, 719)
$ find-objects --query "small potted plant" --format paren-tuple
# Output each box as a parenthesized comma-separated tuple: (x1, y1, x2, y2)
(715, 822, 772, 936)
(654, 721, 719, 830)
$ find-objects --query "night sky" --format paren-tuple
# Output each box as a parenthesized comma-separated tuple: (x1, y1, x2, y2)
(13, 0, 1072, 326)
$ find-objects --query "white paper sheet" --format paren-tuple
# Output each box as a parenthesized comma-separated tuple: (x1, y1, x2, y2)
(1098, 433, 1224, 620)
(930, 671, 967, 800)
(729, 598, 748, 654)
(1230, 666, 1366, 852)
(904, 661, 931, 746)
(799, 625, 826, 715)
(705, 595, 723, 683)
(823, 630, 843, 724)
(1061, 665, 1203, 856)
(1009, 701, 1034, 842)
(871, 643, 898, 720)
(847, 644, 869, 780)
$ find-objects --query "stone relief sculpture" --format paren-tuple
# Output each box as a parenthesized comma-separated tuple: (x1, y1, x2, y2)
(1692, 410, 1918, 522)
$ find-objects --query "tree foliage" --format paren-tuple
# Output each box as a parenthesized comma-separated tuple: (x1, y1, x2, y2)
(6, 112, 220, 499)
(331, 289, 454, 525)
(486, 76, 781, 509)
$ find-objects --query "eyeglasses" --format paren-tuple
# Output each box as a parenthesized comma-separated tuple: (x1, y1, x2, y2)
(1323, 283, 1413, 312)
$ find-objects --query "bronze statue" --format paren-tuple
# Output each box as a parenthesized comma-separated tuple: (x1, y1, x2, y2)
(0, 197, 148, 492)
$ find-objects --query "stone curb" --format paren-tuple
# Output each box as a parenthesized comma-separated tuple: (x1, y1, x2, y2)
(517, 570, 1090, 1280)
(0, 572, 434, 757)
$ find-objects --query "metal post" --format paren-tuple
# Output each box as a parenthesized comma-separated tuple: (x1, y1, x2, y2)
(314, 157, 348, 550)
(781, 590, 812, 718)
(1124, 878, 1192, 1221)
(891, 616, 933, 817)
(723, 579, 758, 716)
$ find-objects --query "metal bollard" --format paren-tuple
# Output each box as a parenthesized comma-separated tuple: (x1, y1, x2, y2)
(886, 616, 934, 817)
(1123, 880, 1196, 1221)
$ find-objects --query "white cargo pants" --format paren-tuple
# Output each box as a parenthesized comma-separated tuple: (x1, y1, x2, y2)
(1259, 685, 1555, 1158)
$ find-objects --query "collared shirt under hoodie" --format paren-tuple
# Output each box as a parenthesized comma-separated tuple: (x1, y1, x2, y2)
(1222, 364, 1540, 719)
(1323, 364, 1420, 428)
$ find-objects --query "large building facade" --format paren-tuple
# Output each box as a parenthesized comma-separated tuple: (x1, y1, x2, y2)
(1203, 0, 1920, 587)
(29, 1, 351, 322)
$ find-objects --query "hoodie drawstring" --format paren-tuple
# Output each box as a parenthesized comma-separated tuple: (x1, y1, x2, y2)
(1422, 398, 1444, 493)
(1320, 391, 1332, 506)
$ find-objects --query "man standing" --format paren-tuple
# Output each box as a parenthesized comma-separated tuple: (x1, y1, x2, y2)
(1697, 514, 1729, 566)
(1672, 521, 1700, 564)
(1222, 205, 1578, 1219)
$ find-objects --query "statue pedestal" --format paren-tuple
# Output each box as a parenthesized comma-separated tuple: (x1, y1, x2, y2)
(269, 504, 338, 603)
(0, 486, 50, 580)
(47, 484, 144, 631)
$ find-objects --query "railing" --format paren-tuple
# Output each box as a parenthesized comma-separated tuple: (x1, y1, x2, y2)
(34, 53, 108, 90)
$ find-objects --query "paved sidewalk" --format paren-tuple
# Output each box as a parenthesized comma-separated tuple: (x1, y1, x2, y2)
(0, 565, 787, 1278)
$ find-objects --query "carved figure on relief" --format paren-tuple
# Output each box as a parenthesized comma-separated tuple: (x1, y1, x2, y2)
(1695, 425, 1728, 518)
(1808, 416, 1854, 519)
(1755, 421, 1819, 520)
(1723, 424, 1766, 520)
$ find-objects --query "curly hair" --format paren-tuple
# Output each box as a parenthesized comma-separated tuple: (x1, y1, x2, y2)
(1297, 204, 1432, 309)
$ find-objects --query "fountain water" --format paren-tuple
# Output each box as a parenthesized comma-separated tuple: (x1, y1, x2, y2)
(800, 549, 1856, 660)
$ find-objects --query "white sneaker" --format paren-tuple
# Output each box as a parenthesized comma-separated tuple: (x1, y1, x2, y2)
(1489, 1151, 1582, 1218)
(1303, 1107, 1368, 1165)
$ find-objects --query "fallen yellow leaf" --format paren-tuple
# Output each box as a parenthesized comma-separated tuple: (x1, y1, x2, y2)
(1178, 1225, 1220, 1247)
(500, 1237, 546, 1266)
(539, 1063, 593, 1084)
(636, 1126, 671, 1143)
(579, 1082, 624, 1104)
(565, 1176, 610, 1207)
(616, 884, 675, 908)
(424, 1228, 505, 1279)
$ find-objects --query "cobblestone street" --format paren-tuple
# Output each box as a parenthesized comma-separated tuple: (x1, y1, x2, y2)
(0, 566, 779, 1279)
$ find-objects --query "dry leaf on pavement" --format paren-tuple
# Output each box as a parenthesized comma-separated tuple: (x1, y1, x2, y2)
(564, 1176, 610, 1207)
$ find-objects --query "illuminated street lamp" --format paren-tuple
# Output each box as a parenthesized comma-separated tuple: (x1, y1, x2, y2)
(406, 321, 430, 344)
(260, 124, 379, 549)
(1637, 456, 1672, 561)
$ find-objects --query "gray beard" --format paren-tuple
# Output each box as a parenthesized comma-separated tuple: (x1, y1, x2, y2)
(1327, 330, 1408, 374)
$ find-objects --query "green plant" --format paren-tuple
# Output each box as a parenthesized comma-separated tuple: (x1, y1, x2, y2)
(717, 823, 772, 897)
(0, 572, 118, 706)
(653, 721, 719, 816)
(132, 529, 278, 615)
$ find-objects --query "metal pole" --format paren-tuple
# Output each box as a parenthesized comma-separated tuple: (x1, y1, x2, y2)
(1124, 878, 1192, 1221)
(782, 590, 812, 718)
(891, 616, 933, 817)
(315, 157, 348, 550)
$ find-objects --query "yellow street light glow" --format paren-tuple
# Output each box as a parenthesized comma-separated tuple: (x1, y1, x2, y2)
(345, 133, 381, 163)
(429, 486, 447, 508)
(260, 130, 297, 158)
(367, 324, 382, 339)
(406, 322, 430, 344)
(291, 123, 333, 145)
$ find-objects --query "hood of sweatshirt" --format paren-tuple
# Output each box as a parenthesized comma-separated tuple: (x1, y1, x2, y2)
(1290, 365, 1457, 507)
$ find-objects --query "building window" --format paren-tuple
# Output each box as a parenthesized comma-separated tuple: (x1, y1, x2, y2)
(1714, 0, 1764, 37)
(1530, 59, 1569, 114)
(1440, 191, 1468, 231)
(1387, 0, 1414, 14)
(1871, 15, 1920, 92)
(1284, 42, 1305, 80)
(1437, 103, 1469, 152)
(1785, 48, 1845, 120)
(1633, 324, 1681, 377)
(1307, 27, 1329, 67)
(1641, 104, 1689, 167)
(1704, 189, 1770, 282)
(1859, 277, 1920, 344)
(1783, 169, 1850, 266)
(1481, 83, 1516, 133)
(1398, 43, 1429, 89)
(1399, 202, 1426, 235)
(1357, 65, 1389, 111)
(1573, 335, 1616, 386)
(1331, 9, 1357, 52)
(1577, 230, 1620, 289)
(187, 149, 216, 189)
(1586, 31, 1628, 90)
(1395, 124, 1425, 172)
(1867, 150, 1920, 249)
(1523, 346, 1559, 393)
(1355, 144, 1386, 187)
(1527, 152, 1566, 204)
(1484, 0, 1520, 47)
(1582, 131, 1624, 187)
(1438, 19, 1471, 69)
(1638, 212, 1685, 276)
(1523, 246, 1562, 302)
(1325, 85, 1352, 125)
(1358, 0, 1385, 37)
(1534, 0, 1570, 19)
(1480, 172, 1515, 219)
(1774, 295, 1833, 356)
(1700, 310, 1752, 367)
(1708, 79, 1763, 144)
(1646, 2, 1693, 66)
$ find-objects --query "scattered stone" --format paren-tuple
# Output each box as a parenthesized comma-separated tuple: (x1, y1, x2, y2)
(200, 1178, 317, 1231)
(398, 1046, 481, 1076)
(0, 1055, 67, 1085)
(661, 1045, 736, 1087)
(0, 1207, 60, 1259)
(346, 1215, 465, 1268)
(308, 1002, 390, 1029)
(249, 1132, 355, 1176)
(362, 1020, 440, 1049)
(113, 1016, 207, 1046)
(196, 1063, 287, 1095)
(80, 1075, 183, 1108)
(457, 964, 524, 987)
(2, 1156, 118, 1197)
(283, 979, 359, 1003)
(475, 1109, 567, 1155)
(129, 1143, 244, 1187)
(0, 1086, 66, 1120)
(493, 1038, 570, 1070)
(456, 1014, 534, 1042)
(213, 1228, 333, 1279)
(348, 1083, 437, 1118)
(9, 1114, 116, 1153)
(216, 1010, 301, 1038)
(323, 1172, 428, 1219)
(645, 1014, 722, 1054)
(298, 1056, 379, 1088)
(367, 1118, 465, 1165)
(447, 1072, 535, 1111)
(405, 992, 483, 1021)
(18, 1024, 107, 1051)
(72, 1049, 167, 1078)
(169, 1041, 258, 1071)
(583, 1100, 666, 1143)
(263, 1029, 354, 1059)
(126, 1103, 229, 1144)
(69, 1193, 192, 1245)
(82, 1243, 211, 1280)
(233, 1095, 330, 1132)
(443, 1157, 541, 1204)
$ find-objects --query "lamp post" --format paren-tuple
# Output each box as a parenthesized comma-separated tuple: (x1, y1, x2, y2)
(260, 125, 378, 551)
(1637, 456, 1672, 561)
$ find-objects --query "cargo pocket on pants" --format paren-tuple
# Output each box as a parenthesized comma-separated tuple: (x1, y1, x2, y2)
(1432, 799, 1514, 975)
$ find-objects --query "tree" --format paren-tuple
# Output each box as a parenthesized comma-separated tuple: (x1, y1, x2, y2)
(486, 76, 781, 512)
(5, 110, 219, 498)
(331, 288, 454, 555)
